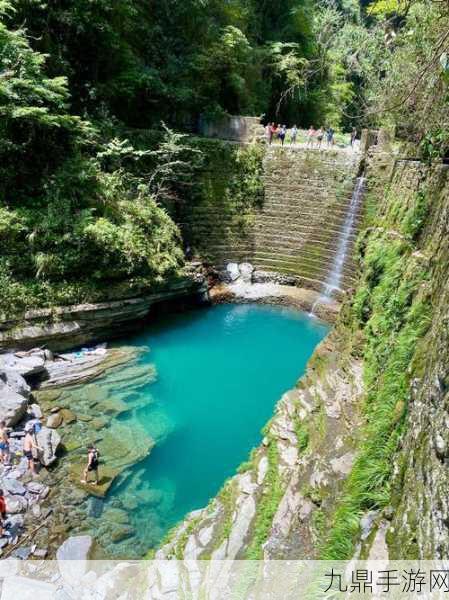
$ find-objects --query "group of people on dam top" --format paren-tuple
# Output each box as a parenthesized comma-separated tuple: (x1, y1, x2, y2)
(265, 122, 358, 149)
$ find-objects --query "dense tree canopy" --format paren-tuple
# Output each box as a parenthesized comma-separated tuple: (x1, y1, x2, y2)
(1, 0, 449, 314)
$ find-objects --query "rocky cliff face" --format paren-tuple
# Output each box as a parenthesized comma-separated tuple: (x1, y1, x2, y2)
(157, 148, 449, 561)
(0, 277, 207, 352)
(371, 159, 449, 560)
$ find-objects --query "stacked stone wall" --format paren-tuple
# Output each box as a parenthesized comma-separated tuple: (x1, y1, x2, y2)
(183, 145, 363, 293)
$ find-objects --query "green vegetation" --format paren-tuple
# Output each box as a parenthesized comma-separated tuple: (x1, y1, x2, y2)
(2, 0, 449, 565)
(322, 193, 432, 558)
(245, 438, 284, 559)
(2, 0, 447, 315)
(184, 141, 264, 256)
(295, 423, 310, 453)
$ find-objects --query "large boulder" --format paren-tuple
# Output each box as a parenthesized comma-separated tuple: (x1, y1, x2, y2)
(56, 534, 92, 561)
(226, 262, 240, 282)
(5, 495, 28, 514)
(57, 535, 93, 587)
(0, 576, 57, 600)
(0, 353, 46, 378)
(0, 368, 30, 398)
(2, 478, 26, 496)
(46, 412, 63, 429)
(35, 426, 61, 466)
(239, 263, 254, 283)
(0, 384, 28, 427)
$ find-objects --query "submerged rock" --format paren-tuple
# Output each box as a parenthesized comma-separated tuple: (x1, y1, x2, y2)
(69, 463, 122, 498)
(87, 497, 104, 518)
(61, 408, 77, 424)
(47, 412, 63, 429)
(110, 525, 135, 543)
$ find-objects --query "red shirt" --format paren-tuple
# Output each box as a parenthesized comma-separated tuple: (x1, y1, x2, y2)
(0, 496, 6, 515)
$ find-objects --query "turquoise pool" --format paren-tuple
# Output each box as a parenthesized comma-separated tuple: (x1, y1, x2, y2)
(76, 303, 329, 557)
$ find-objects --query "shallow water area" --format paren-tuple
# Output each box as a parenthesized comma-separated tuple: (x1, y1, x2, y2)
(66, 303, 329, 557)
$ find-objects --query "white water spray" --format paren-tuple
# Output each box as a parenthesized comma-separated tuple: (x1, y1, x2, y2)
(311, 176, 366, 315)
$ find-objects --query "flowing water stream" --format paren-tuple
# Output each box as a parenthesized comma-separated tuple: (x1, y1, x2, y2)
(311, 176, 366, 313)
(61, 303, 329, 557)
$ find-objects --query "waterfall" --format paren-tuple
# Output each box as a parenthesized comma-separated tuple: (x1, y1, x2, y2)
(311, 176, 366, 314)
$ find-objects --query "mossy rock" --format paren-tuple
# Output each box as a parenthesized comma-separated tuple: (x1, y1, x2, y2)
(63, 439, 83, 452)
(35, 389, 63, 403)
(69, 463, 122, 498)
(61, 408, 77, 424)
(91, 417, 109, 430)
(77, 414, 93, 422)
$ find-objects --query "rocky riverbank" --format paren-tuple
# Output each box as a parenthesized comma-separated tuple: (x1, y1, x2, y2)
(0, 344, 154, 559)
(209, 262, 341, 322)
(0, 276, 207, 352)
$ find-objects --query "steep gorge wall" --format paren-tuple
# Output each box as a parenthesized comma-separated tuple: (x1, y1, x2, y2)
(183, 143, 363, 294)
(156, 151, 449, 562)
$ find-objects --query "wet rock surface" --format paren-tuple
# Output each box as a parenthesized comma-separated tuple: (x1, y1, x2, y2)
(0, 344, 154, 559)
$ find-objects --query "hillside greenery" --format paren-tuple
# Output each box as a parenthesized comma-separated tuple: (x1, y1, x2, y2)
(1, 0, 449, 317)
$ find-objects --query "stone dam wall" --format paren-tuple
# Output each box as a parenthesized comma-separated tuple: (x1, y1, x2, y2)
(182, 146, 363, 295)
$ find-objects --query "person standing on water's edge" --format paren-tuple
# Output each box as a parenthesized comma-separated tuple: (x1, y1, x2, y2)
(350, 127, 357, 147)
(23, 423, 42, 476)
(306, 125, 316, 148)
(269, 123, 278, 144)
(290, 125, 298, 145)
(0, 421, 9, 465)
(81, 444, 100, 485)
(278, 124, 287, 146)
(326, 126, 335, 148)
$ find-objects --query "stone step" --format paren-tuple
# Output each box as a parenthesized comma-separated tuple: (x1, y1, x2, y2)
(250, 258, 357, 286)
(204, 249, 357, 282)
(263, 183, 355, 194)
(197, 236, 358, 261)
(196, 230, 357, 247)
(246, 251, 356, 276)
(187, 208, 363, 225)
(187, 204, 364, 222)
(193, 223, 359, 242)
(265, 177, 360, 188)
(259, 204, 364, 218)
(187, 209, 359, 226)
(254, 216, 362, 231)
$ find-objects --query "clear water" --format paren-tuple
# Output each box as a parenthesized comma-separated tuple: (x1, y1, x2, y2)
(323, 176, 365, 296)
(79, 303, 329, 557)
(311, 176, 365, 314)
